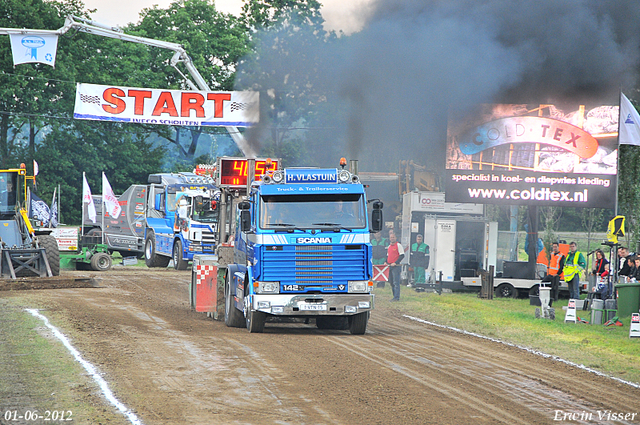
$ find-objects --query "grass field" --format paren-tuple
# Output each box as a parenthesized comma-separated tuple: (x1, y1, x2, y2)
(0, 298, 127, 424)
(373, 285, 640, 385)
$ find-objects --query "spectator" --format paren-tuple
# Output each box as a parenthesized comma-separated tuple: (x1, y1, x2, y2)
(592, 249, 610, 278)
(563, 242, 586, 300)
(410, 234, 430, 285)
(386, 231, 405, 302)
(633, 257, 640, 282)
(541, 242, 564, 301)
(618, 246, 634, 277)
(591, 249, 610, 299)
(622, 255, 636, 280)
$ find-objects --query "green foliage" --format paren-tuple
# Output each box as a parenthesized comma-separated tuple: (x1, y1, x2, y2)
(236, 0, 342, 166)
(618, 143, 640, 249)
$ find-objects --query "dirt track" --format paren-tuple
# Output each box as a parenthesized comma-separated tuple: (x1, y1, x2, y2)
(2, 268, 640, 424)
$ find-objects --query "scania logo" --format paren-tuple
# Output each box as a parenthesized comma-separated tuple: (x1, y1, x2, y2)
(296, 237, 331, 244)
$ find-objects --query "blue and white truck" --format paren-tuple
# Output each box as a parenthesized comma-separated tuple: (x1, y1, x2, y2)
(143, 172, 219, 269)
(221, 162, 383, 334)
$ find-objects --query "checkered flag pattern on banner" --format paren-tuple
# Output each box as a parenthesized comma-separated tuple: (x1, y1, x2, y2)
(80, 93, 101, 104)
(230, 102, 248, 112)
(373, 264, 389, 282)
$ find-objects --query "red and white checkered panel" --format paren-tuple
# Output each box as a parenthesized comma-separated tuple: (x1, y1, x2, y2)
(196, 265, 216, 285)
(373, 264, 389, 281)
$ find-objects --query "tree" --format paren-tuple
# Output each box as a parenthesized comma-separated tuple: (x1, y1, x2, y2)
(541, 206, 562, 259)
(617, 143, 640, 250)
(0, 0, 167, 223)
(580, 208, 605, 270)
(130, 0, 251, 161)
(235, 0, 341, 164)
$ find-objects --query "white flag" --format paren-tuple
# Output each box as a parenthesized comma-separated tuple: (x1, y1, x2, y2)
(619, 92, 640, 146)
(9, 34, 58, 67)
(83, 173, 97, 224)
(102, 173, 121, 219)
(33, 160, 39, 176)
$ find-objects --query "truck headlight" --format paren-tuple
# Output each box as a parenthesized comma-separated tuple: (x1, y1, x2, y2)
(338, 170, 350, 183)
(256, 281, 280, 294)
(348, 280, 368, 293)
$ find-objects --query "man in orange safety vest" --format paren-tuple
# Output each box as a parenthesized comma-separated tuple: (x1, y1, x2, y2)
(540, 242, 565, 301)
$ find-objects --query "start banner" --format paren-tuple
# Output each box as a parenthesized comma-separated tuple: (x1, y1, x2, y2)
(74, 83, 259, 127)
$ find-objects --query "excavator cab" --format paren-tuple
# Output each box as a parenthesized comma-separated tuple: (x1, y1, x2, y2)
(0, 165, 59, 278)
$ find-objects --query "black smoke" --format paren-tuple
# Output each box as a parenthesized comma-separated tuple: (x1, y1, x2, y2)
(237, 0, 640, 172)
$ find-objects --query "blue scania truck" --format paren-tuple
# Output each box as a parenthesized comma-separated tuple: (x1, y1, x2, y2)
(222, 162, 383, 334)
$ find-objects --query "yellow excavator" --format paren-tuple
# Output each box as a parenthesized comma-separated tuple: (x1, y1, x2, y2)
(0, 163, 59, 278)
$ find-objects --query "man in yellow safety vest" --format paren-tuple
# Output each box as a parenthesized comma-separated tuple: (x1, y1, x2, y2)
(563, 241, 586, 300)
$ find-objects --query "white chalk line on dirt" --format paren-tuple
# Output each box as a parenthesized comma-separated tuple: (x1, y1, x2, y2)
(26, 309, 144, 425)
(403, 314, 640, 390)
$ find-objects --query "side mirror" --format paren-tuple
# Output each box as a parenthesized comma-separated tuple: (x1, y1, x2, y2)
(370, 201, 383, 233)
(240, 211, 251, 232)
(194, 196, 204, 212)
(239, 201, 251, 232)
(154, 193, 162, 211)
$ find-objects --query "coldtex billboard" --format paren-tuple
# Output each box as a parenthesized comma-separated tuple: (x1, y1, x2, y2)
(445, 104, 618, 208)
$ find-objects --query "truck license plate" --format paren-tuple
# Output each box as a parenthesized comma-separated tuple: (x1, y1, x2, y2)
(300, 304, 327, 311)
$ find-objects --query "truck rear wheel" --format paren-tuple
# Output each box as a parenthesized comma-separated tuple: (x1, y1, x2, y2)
(90, 252, 112, 271)
(224, 274, 244, 328)
(172, 239, 188, 270)
(145, 232, 170, 268)
(246, 309, 266, 333)
(349, 312, 369, 335)
(38, 235, 60, 276)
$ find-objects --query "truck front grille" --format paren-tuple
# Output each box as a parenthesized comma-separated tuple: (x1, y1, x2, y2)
(201, 230, 217, 244)
(262, 245, 366, 292)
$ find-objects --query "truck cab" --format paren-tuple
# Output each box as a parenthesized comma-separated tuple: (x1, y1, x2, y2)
(144, 172, 219, 269)
(224, 166, 383, 334)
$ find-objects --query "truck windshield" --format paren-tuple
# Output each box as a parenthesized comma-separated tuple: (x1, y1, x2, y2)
(192, 206, 218, 223)
(259, 194, 366, 230)
(0, 172, 18, 214)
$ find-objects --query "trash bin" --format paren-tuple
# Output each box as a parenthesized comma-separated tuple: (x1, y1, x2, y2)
(591, 299, 604, 325)
(615, 283, 640, 318)
(605, 299, 617, 322)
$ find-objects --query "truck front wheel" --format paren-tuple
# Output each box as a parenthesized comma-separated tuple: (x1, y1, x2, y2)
(246, 309, 266, 333)
(349, 312, 369, 335)
(224, 274, 245, 328)
(172, 239, 188, 270)
(145, 232, 170, 268)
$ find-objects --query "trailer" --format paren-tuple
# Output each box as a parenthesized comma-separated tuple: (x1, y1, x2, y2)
(84, 173, 220, 270)
(400, 191, 575, 297)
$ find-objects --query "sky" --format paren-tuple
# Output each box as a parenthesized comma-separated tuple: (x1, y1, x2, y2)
(81, 0, 370, 33)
